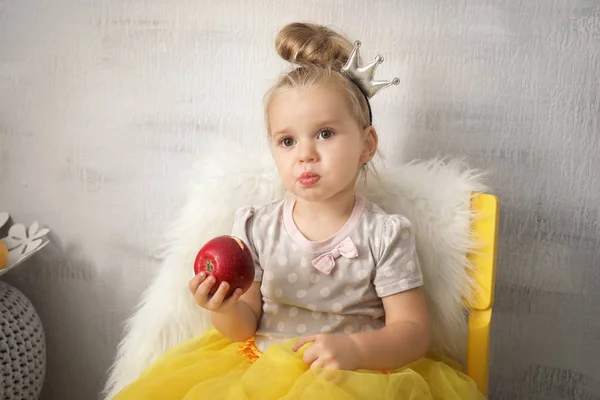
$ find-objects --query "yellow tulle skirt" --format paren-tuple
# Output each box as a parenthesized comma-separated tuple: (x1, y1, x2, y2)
(113, 329, 485, 400)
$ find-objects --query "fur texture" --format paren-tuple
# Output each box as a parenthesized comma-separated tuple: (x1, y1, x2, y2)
(102, 141, 486, 400)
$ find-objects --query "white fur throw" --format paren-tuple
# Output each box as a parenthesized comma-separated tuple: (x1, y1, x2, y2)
(102, 141, 486, 399)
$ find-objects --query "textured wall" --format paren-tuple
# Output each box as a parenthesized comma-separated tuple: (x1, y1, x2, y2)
(0, 1, 599, 399)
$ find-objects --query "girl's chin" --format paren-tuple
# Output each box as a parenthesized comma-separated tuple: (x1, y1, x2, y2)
(290, 188, 339, 203)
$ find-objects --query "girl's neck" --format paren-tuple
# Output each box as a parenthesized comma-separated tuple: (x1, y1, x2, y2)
(292, 189, 356, 227)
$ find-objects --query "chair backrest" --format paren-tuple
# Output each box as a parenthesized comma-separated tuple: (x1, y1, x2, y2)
(465, 193, 499, 396)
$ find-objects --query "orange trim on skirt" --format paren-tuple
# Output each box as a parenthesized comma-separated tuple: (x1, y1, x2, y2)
(238, 338, 262, 364)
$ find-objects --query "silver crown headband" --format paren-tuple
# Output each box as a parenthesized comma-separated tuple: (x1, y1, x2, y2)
(340, 40, 400, 125)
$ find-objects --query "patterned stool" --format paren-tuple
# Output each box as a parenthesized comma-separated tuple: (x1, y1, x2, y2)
(0, 280, 46, 400)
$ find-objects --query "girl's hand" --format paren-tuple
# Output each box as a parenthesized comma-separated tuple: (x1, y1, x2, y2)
(293, 334, 360, 371)
(188, 272, 244, 313)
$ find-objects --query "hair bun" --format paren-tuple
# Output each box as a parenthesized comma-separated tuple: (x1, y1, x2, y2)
(275, 22, 353, 68)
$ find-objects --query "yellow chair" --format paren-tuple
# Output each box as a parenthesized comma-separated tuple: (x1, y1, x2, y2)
(465, 193, 499, 396)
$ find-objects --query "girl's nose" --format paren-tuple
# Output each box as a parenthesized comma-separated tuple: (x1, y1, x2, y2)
(298, 141, 319, 163)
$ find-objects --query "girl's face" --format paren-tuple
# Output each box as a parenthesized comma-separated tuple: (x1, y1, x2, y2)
(267, 85, 377, 203)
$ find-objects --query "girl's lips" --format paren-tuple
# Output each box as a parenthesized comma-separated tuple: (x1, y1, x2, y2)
(298, 172, 320, 187)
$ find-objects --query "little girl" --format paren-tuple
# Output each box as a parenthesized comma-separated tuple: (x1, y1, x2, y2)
(113, 22, 485, 399)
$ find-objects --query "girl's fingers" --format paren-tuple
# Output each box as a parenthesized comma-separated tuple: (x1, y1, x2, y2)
(293, 335, 318, 352)
(308, 354, 324, 369)
(208, 282, 230, 309)
(302, 344, 320, 366)
(224, 288, 243, 305)
(189, 272, 206, 294)
(194, 275, 216, 304)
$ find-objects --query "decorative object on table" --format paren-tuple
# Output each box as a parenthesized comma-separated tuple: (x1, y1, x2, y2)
(0, 212, 50, 276)
(0, 212, 48, 400)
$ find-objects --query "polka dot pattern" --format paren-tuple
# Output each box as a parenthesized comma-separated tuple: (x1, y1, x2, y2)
(333, 270, 344, 281)
(266, 304, 279, 315)
(373, 216, 423, 298)
(400, 229, 410, 240)
(398, 280, 409, 291)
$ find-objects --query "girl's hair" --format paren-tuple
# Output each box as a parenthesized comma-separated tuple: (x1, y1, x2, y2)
(264, 22, 371, 133)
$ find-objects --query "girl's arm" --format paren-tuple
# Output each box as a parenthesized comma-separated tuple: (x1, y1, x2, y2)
(211, 281, 263, 342)
(190, 272, 263, 342)
(349, 287, 430, 370)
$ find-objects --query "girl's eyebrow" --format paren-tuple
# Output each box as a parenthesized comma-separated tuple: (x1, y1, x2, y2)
(272, 119, 342, 137)
(316, 119, 341, 127)
(272, 129, 291, 137)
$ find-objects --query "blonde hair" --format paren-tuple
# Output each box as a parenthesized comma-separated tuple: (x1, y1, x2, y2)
(264, 22, 371, 133)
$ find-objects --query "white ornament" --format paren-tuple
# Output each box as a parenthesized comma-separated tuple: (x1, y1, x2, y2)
(0, 213, 50, 277)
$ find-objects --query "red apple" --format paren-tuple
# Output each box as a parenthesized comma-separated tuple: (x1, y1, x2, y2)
(194, 235, 255, 297)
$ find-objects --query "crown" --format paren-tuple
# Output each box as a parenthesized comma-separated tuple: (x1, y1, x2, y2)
(340, 40, 400, 99)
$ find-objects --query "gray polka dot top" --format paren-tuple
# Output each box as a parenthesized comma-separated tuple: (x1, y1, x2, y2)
(231, 194, 423, 352)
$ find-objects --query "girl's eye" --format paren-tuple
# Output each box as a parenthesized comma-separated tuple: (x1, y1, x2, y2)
(318, 129, 335, 140)
(280, 137, 296, 147)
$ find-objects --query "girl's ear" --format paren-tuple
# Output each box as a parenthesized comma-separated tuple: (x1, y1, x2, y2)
(360, 126, 378, 163)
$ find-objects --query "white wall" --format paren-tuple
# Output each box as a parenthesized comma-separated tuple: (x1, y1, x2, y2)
(0, 1, 599, 399)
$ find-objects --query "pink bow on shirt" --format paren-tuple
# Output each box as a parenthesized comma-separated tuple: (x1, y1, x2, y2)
(311, 237, 358, 275)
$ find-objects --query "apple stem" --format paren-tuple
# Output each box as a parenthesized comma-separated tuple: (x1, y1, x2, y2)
(205, 260, 214, 273)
